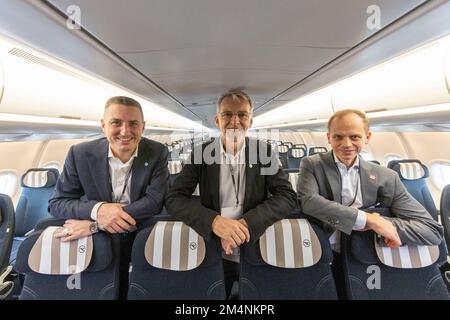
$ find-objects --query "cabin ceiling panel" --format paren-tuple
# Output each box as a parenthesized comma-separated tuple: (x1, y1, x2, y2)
(47, 0, 425, 128)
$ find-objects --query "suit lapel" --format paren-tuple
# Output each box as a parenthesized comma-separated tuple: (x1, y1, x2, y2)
(130, 140, 148, 203)
(243, 137, 253, 210)
(207, 139, 221, 212)
(359, 159, 379, 207)
(86, 139, 112, 202)
(322, 151, 342, 203)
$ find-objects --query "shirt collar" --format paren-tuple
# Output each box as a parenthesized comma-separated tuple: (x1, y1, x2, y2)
(108, 145, 139, 165)
(219, 136, 246, 159)
(333, 151, 360, 171)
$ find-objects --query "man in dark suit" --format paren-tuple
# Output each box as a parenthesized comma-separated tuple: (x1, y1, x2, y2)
(297, 109, 443, 298)
(166, 90, 297, 298)
(49, 96, 169, 299)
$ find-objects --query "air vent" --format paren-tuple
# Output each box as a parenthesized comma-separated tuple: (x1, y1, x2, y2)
(8, 48, 92, 83)
(366, 108, 388, 113)
(59, 115, 81, 120)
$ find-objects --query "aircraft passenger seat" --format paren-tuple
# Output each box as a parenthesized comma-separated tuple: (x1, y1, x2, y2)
(239, 214, 338, 299)
(0, 194, 15, 299)
(440, 185, 450, 257)
(9, 168, 59, 265)
(15, 218, 121, 299)
(128, 217, 226, 299)
(287, 147, 306, 171)
(387, 159, 438, 221)
(341, 208, 449, 300)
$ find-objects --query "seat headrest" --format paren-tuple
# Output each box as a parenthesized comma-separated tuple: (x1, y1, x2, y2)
(278, 145, 289, 153)
(21, 168, 59, 188)
(289, 148, 306, 158)
(144, 221, 206, 271)
(259, 219, 322, 268)
(374, 235, 439, 268)
(168, 160, 182, 174)
(388, 160, 429, 180)
(15, 227, 113, 274)
(28, 226, 93, 275)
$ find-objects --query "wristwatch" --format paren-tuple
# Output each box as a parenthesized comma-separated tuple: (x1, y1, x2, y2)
(89, 221, 99, 234)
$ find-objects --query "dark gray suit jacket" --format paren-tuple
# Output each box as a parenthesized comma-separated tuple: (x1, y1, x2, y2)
(297, 151, 443, 246)
(166, 138, 298, 243)
(49, 137, 169, 224)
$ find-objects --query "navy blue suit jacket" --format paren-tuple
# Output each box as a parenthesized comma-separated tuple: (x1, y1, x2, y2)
(49, 137, 169, 224)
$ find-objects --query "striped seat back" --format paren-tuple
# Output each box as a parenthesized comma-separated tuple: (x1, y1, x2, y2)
(28, 226, 93, 275)
(259, 219, 322, 268)
(398, 162, 426, 180)
(374, 235, 439, 268)
(289, 147, 306, 158)
(21, 168, 59, 188)
(144, 221, 206, 271)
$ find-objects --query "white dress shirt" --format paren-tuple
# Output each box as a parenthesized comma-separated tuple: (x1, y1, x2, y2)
(219, 138, 246, 262)
(329, 153, 367, 252)
(90, 146, 139, 220)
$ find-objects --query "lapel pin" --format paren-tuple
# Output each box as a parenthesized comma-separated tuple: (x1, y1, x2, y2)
(249, 164, 253, 168)
(144, 162, 149, 167)
(369, 174, 376, 180)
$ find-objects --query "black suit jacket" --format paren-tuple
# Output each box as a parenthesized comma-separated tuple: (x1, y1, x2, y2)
(49, 137, 169, 224)
(166, 137, 297, 243)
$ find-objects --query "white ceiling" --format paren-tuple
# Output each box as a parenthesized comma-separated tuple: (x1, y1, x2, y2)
(0, 0, 433, 130)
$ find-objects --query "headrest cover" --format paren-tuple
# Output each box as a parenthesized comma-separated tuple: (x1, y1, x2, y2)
(145, 221, 205, 271)
(291, 148, 306, 158)
(398, 162, 426, 180)
(28, 226, 93, 274)
(22, 169, 58, 188)
(278, 145, 289, 153)
(168, 160, 182, 174)
(260, 219, 322, 268)
(374, 235, 439, 268)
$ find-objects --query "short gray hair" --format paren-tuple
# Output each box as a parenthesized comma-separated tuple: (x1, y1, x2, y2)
(217, 89, 253, 113)
(104, 96, 144, 120)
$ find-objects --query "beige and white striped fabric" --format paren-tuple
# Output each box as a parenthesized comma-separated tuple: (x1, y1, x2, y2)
(28, 227, 93, 275)
(399, 162, 425, 180)
(23, 171, 48, 188)
(168, 160, 182, 174)
(278, 145, 289, 153)
(291, 148, 305, 158)
(260, 219, 322, 268)
(145, 221, 206, 271)
(374, 236, 439, 268)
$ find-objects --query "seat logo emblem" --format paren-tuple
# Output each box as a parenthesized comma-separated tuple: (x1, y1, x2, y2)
(303, 239, 311, 247)
(78, 245, 86, 253)
(189, 242, 197, 250)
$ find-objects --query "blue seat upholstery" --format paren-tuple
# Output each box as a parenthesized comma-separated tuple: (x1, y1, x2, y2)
(15, 218, 120, 300)
(239, 213, 338, 300)
(387, 159, 438, 221)
(128, 216, 226, 300)
(287, 147, 306, 171)
(0, 194, 15, 274)
(0, 194, 15, 299)
(9, 168, 59, 265)
(342, 208, 449, 300)
(308, 147, 327, 156)
(440, 185, 450, 253)
(277, 145, 289, 169)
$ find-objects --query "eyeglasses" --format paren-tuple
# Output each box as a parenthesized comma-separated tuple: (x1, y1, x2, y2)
(219, 111, 252, 120)
(109, 119, 143, 129)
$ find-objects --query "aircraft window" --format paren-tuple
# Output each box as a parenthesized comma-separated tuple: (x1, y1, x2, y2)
(42, 161, 61, 172)
(430, 161, 450, 191)
(385, 153, 403, 166)
(0, 170, 19, 197)
(359, 151, 374, 161)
